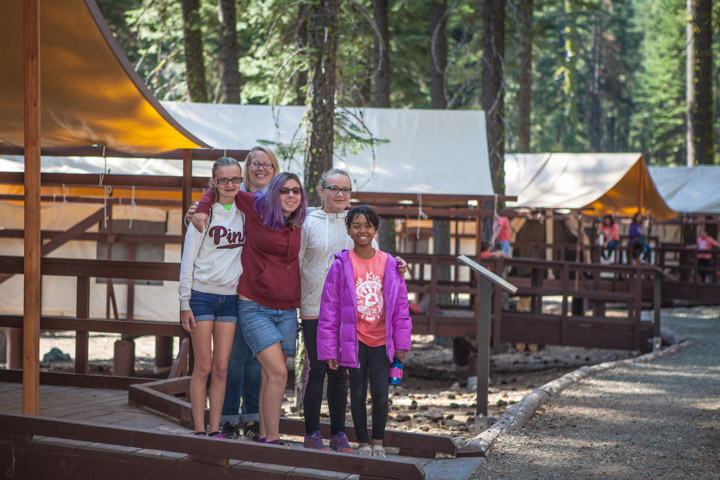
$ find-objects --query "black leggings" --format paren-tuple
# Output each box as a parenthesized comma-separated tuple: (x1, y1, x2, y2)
(349, 341, 390, 444)
(302, 319, 348, 436)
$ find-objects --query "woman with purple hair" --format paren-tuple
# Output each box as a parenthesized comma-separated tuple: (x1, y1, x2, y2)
(192, 171, 307, 445)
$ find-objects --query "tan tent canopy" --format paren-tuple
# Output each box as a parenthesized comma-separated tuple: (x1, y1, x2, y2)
(505, 152, 676, 221)
(0, 0, 208, 155)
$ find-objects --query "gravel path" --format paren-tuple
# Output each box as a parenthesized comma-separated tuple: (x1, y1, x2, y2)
(471, 306, 720, 480)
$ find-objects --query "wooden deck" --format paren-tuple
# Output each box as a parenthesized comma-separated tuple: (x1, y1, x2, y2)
(0, 381, 484, 479)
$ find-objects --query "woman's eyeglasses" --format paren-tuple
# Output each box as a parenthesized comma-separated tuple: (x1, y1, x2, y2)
(250, 161, 274, 170)
(279, 187, 302, 195)
(323, 185, 352, 195)
(215, 176, 243, 185)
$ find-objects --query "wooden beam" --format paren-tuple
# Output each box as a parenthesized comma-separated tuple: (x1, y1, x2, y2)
(23, 0, 41, 416)
(75, 277, 90, 374)
(0, 369, 154, 390)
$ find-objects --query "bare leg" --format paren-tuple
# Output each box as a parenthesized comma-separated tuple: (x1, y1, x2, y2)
(255, 343, 288, 442)
(189, 321, 213, 433)
(207, 321, 236, 433)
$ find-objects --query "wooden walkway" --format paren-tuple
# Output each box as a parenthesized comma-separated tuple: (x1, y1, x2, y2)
(0, 381, 484, 479)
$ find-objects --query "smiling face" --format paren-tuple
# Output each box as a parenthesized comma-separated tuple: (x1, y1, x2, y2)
(211, 165, 243, 205)
(246, 150, 275, 192)
(279, 178, 302, 216)
(321, 173, 352, 213)
(347, 213, 377, 248)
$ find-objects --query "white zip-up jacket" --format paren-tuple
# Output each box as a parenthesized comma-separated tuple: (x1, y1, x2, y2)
(299, 208, 377, 318)
(178, 202, 246, 311)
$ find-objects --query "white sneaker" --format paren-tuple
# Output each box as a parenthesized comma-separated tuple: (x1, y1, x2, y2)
(372, 445, 386, 457)
(357, 445, 372, 456)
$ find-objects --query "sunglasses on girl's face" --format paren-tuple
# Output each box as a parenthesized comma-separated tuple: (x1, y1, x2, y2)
(215, 176, 243, 185)
(279, 187, 302, 195)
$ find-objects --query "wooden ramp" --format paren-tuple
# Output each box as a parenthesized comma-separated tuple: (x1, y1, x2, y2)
(0, 381, 481, 479)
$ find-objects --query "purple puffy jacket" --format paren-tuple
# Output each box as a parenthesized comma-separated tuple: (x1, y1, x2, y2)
(317, 250, 412, 368)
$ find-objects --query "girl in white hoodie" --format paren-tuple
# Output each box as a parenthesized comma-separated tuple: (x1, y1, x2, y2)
(179, 157, 246, 436)
(300, 169, 406, 453)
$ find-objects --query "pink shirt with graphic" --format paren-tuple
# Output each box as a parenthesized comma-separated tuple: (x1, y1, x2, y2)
(349, 249, 388, 347)
(697, 235, 718, 260)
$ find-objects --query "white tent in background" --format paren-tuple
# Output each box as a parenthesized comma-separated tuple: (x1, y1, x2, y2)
(649, 165, 720, 214)
(504, 152, 675, 220)
(161, 102, 495, 196)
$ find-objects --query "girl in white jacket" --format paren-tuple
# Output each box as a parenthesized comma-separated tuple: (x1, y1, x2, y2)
(179, 157, 246, 436)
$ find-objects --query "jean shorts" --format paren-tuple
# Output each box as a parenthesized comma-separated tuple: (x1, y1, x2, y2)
(238, 300, 298, 356)
(189, 290, 238, 323)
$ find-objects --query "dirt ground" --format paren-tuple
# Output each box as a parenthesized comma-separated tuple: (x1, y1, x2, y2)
(9, 331, 637, 441)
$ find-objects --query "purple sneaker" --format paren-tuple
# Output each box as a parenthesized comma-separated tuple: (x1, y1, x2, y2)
(303, 430, 327, 450)
(208, 431, 227, 438)
(329, 432, 353, 454)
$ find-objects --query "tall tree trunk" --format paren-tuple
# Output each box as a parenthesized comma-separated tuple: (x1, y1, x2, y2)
(590, 17, 601, 152)
(517, 0, 533, 152)
(294, 4, 309, 106)
(482, 0, 505, 194)
(373, 0, 394, 251)
(430, 0, 450, 304)
(373, 0, 391, 108)
(181, 0, 208, 102)
(304, 0, 339, 206)
(430, 1, 447, 109)
(218, 0, 240, 103)
(687, 0, 715, 166)
(561, 0, 578, 149)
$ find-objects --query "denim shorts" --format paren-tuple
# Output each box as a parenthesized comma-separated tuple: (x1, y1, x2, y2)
(189, 290, 238, 323)
(238, 300, 298, 356)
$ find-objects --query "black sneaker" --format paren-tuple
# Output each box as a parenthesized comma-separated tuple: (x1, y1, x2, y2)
(221, 421, 241, 440)
(243, 422, 260, 441)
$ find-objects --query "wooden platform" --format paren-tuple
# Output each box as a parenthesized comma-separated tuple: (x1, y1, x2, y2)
(0, 381, 484, 479)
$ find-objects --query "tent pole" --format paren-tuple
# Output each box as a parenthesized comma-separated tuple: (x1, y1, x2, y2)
(23, 0, 41, 415)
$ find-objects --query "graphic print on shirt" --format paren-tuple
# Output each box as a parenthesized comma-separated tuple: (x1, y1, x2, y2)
(356, 272, 384, 323)
(208, 225, 246, 249)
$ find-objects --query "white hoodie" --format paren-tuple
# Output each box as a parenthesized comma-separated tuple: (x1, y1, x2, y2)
(299, 207, 377, 318)
(178, 202, 246, 311)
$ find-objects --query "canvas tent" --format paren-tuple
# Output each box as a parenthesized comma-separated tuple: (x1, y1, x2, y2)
(0, 0, 206, 154)
(649, 165, 720, 214)
(505, 152, 676, 221)
(161, 102, 495, 196)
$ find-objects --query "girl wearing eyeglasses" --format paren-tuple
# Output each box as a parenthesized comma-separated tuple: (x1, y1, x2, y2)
(179, 156, 246, 437)
(192, 171, 307, 445)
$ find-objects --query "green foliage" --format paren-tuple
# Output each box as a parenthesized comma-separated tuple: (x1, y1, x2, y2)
(101, 0, 717, 166)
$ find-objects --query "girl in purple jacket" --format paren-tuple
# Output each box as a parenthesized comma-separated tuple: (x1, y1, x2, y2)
(317, 206, 412, 457)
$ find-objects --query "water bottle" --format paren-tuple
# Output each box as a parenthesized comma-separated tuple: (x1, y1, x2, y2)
(389, 357, 403, 386)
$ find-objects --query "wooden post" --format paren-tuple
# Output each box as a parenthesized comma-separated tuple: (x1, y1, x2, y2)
(23, 0, 41, 416)
(75, 277, 90, 374)
(7, 328, 23, 369)
(474, 277, 492, 433)
(653, 271, 662, 351)
(181, 149, 193, 242)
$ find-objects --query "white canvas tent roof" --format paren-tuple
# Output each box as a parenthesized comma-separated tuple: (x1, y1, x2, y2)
(505, 152, 676, 220)
(649, 165, 720, 214)
(161, 102, 495, 196)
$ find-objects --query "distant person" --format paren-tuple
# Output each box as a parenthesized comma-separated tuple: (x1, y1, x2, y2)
(696, 228, 719, 283)
(629, 212, 652, 264)
(600, 214, 620, 261)
(480, 241, 509, 260)
(492, 215, 511, 257)
(178, 157, 246, 437)
(317, 206, 412, 458)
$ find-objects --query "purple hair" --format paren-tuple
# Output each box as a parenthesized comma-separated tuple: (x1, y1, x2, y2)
(253, 172, 307, 231)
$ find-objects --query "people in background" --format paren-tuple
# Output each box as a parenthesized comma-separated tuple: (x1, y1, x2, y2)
(629, 212, 652, 263)
(317, 206, 412, 458)
(192, 172, 307, 445)
(696, 228, 719, 284)
(492, 215, 512, 257)
(600, 214, 620, 261)
(480, 241, 509, 260)
(178, 157, 246, 437)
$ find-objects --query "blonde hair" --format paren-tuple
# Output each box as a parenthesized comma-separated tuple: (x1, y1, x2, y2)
(317, 168, 352, 206)
(243, 146, 280, 184)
